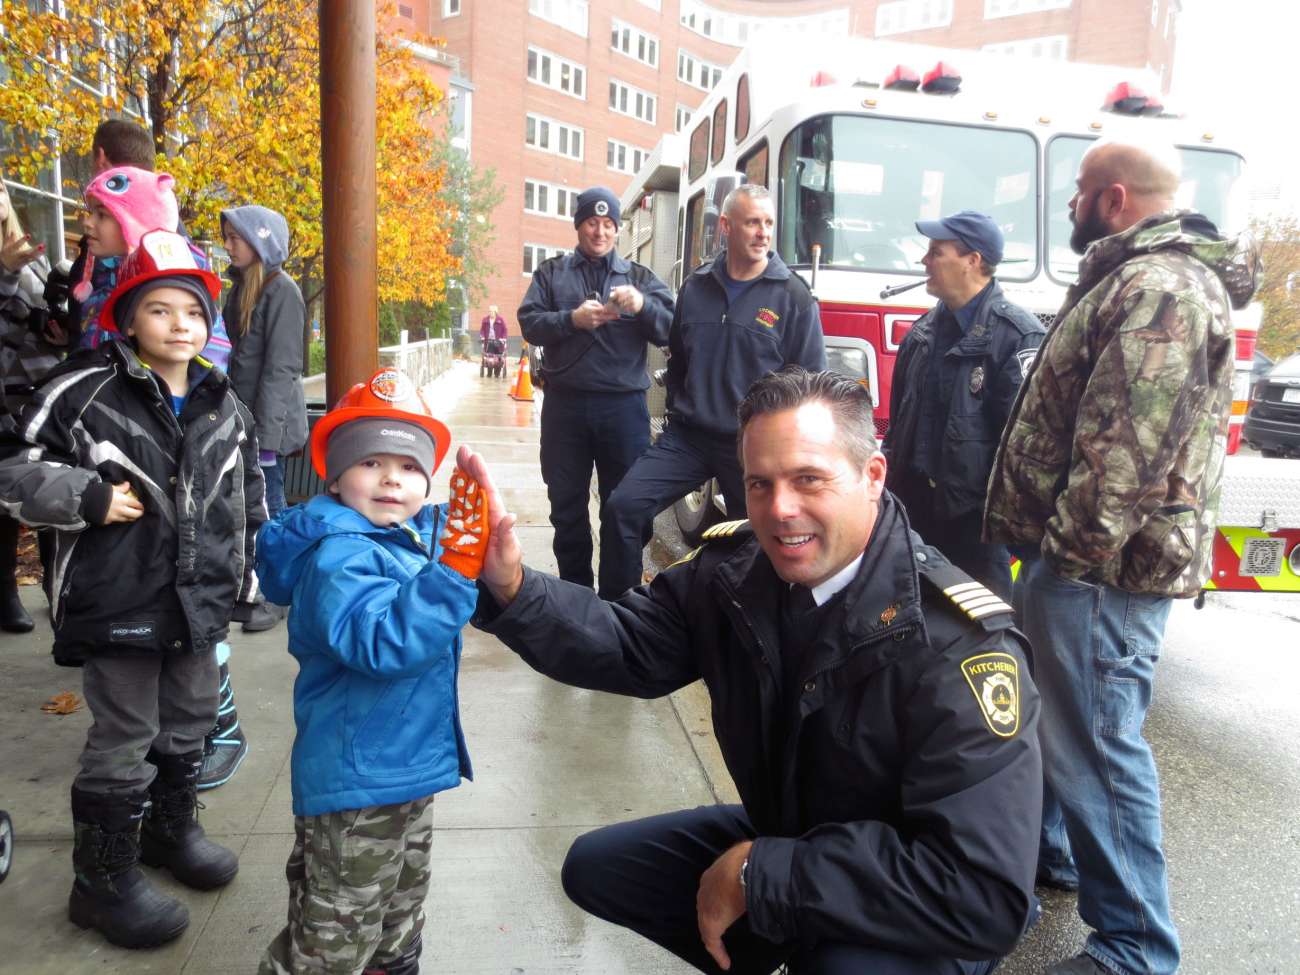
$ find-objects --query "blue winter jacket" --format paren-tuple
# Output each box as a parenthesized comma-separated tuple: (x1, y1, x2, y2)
(256, 494, 476, 816)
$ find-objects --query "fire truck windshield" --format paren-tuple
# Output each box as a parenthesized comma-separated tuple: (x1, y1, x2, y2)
(1046, 136, 1247, 283)
(776, 114, 1039, 279)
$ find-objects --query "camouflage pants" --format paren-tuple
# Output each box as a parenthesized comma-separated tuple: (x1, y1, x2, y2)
(259, 796, 434, 974)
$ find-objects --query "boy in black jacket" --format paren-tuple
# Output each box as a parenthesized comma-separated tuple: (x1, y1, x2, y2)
(0, 229, 265, 949)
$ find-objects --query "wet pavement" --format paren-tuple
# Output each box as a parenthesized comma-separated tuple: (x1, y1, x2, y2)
(1, 360, 1297, 973)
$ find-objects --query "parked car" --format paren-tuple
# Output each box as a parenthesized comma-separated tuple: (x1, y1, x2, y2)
(1244, 352, 1300, 458)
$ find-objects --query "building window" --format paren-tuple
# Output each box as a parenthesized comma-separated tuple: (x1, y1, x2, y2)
(449, 85, 471, 154)
(523, 242, 568, 275)
(983, 34, 1068, 59)
(607, 138, 650, 175)
(611, 19, 659, 68)
(525, 113, 584, 161)
(399, 4, 413, 17)
(677, 50, 724, 92)
(524, 179, 579, 221)
(679, 0, 849, 47)
(608, 78, 657, 125)
(1151, 0, 1159, 25)
(983, 0, 1070, 18)
(877, 0, 953, 36)
(527, 0, 588, 37)
(527, 46, 586, 99)
(443, 0, 461, 16)
(675, 104, 694, 133)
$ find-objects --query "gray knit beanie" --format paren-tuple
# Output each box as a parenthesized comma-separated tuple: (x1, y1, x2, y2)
(325, 418, 437, 488)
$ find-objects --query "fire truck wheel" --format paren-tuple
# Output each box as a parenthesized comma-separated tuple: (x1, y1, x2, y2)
(0, 810, 13, 883)
(675, 478, 726, 547)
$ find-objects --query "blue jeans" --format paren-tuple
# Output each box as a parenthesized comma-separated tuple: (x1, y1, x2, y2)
(1014, 557, 1178, 975)
(262, 456, 287, 520)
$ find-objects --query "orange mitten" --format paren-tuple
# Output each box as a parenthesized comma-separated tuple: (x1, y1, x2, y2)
(438, 466, 490, 580)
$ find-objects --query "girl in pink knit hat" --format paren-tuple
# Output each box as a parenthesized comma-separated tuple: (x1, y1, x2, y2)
(76, 166, 231, 369)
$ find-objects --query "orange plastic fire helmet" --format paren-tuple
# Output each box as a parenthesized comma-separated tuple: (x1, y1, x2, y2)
(309, 367, 451, 479)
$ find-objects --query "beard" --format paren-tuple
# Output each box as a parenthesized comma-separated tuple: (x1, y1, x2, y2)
(1069, 203, 1110, 256)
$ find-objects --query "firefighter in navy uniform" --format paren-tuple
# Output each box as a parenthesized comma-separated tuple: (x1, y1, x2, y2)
(883, 210, 1044, 601)
(517, 186, 674, 599)
(466, 368, 1042, 975)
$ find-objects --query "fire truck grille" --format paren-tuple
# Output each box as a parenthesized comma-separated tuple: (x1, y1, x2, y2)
(874, 417, 890, 440)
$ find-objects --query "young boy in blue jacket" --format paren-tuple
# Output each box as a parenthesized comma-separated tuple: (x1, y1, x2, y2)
(256, 367, 489, 975)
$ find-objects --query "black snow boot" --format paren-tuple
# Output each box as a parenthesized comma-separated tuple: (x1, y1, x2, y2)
(364, 934, 422, 975)
(68, 786, 190, 948)
(0, 516, 33, 633)
(198, 662, 249, 790)
(140, 750, 239, 889)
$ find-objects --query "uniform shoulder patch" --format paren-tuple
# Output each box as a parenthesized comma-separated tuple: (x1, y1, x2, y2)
(960, 651, 1021, 738)
(701, 519, 752, 542)
(1014, 346, 1038, 380)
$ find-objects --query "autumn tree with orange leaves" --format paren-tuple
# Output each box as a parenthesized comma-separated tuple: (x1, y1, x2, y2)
(0, 0, 488, 321)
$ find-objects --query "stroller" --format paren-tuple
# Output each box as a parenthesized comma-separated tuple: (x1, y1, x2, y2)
(480, 337, 508, 379)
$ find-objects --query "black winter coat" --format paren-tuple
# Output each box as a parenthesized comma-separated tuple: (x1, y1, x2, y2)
(667, 250, 826, 436)
(476, 494, 1042, 960)
(884, 281, 1044, 522)
(517, 250, 673, 395)
(0, 343, 265, 664)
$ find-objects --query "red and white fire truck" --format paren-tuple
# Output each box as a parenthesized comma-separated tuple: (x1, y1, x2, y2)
(619, 35, 1299, 596)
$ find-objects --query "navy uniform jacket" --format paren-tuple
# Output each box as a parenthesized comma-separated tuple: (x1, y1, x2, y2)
(517, 250, 673, 395)
(884, 280, 1044, 522)
(667, 250, 826, 436)
(475, 493, 1042, 960)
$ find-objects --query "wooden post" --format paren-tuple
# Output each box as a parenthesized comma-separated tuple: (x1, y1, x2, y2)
(319, 0, 378, 404)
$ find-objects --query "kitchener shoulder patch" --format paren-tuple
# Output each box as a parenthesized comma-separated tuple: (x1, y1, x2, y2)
(701, 519, 752, 542)
(960, 652, 1021, 737)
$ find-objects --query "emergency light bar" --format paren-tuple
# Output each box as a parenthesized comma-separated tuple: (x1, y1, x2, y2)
(1103, 82, 1163, 116)
(883, 65, 920, 91)
(922, 62, 961, 94)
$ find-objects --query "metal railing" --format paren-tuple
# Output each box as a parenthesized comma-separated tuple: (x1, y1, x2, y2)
(290, 336, 455, 503)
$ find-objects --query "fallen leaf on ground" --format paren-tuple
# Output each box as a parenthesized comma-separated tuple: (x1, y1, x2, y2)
(42, 692, 83, 715)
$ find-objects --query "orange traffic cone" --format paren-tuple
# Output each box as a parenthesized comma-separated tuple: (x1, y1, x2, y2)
(509, 344, 535, 402)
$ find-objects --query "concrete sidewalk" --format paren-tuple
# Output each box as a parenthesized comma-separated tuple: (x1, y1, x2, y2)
(0, 361, 721, 973)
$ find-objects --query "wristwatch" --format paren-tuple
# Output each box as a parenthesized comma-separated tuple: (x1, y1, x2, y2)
(739, 857, 750, 890)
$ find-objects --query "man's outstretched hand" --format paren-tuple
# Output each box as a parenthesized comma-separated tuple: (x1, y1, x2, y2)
(697, 840, 753, 971)
(454, 445, 524, 605)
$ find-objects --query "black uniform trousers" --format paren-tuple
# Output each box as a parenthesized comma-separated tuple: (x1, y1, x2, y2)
(897, 474, 1012, 602)
(600, 421, 747, 599)
(562, 804, 998, 975)
(539, 386, 650, 594)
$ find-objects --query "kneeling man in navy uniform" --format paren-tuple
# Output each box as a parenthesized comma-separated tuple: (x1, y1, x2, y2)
(465, 366, 1042, 974)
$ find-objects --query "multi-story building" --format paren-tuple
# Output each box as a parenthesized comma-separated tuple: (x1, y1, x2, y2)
(427, 0, 1181, 335)
(0, 0, 1181, 330)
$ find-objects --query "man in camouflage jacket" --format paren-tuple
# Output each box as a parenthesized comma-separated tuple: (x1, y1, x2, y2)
(984, 140, 1261, 975)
